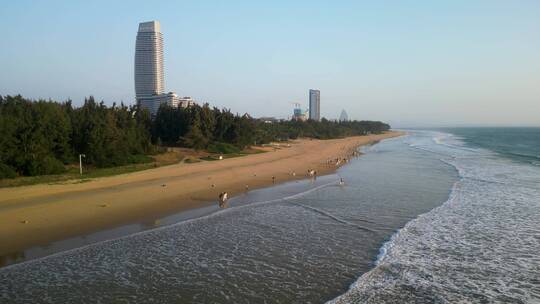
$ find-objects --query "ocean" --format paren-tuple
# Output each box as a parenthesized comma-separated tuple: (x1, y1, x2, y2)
(0, 128, 538, 303)
(331, 128, 540, 303)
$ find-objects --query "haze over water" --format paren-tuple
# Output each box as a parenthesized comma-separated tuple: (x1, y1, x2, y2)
(2, 1, 540, 125)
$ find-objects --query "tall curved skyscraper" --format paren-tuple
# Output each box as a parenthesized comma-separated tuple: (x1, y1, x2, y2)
(135, 21, 164, 114)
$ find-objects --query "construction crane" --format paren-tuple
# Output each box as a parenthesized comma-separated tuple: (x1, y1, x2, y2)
(289, 101, 305, 121)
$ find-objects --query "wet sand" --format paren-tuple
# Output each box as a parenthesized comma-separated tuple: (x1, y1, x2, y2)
(0, 132, 403, 257)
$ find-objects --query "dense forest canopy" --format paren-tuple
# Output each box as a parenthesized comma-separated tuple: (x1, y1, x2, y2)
(153, 103, 390, 147)
(0, 95, 390, 178)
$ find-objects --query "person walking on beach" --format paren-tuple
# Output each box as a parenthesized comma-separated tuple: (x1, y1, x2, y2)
(308, 169, 317, 180)
(218, 192, 229, 208)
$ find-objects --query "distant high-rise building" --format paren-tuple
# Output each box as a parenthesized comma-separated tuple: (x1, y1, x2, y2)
(135, 21, 165, 115)
(309, 89, 320, 121)
(339, 109, 349, 122)
(292, 103, 307, 121)
(134, 21, 196, 116)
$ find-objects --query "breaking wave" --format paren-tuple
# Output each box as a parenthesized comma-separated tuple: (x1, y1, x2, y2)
(329, 131, 540, 303)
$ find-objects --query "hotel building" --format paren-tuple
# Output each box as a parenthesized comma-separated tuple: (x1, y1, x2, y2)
(135, 21, 195, 115)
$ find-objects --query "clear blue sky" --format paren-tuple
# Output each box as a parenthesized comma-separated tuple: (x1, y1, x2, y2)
(1, 0, 539, 126)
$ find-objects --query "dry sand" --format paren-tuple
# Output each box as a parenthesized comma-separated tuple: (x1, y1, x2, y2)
(0, 132, 403, 257)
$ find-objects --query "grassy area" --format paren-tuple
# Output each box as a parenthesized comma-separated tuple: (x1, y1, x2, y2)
(199, 146, 267, 161)
(200, 151, 263, 161)
(0, 154, 183, 188)
(0, 146, 268, 188)
(184, 157, 202, 164)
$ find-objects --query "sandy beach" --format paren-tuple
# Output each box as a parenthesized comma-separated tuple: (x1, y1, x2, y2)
(0, 132, 403, 258)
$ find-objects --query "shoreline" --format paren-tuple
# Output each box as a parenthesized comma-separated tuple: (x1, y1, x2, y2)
(0, 131, 404, 260)
(1, 174, 341, 269)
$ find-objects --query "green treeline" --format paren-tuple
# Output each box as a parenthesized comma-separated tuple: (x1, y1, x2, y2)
(153, 104, 256, 149)
(0, 95, 152, 178)
(0, 95, 390, 178)
(154, 104, 390, 148)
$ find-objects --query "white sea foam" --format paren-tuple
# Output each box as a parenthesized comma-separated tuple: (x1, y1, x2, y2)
(0, 177, 374, 303)
(0, 180, 338, 273)
(329, 131, 540, 303)
(3, 131, 537, 303)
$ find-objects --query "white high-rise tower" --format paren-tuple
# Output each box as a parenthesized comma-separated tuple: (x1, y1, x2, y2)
(135, 21, 165, 115)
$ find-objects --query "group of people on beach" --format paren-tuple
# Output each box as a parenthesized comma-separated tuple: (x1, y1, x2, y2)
(215, 150, 359, 208)
(327, 156, 350, 167)
(325, 150, 360, 167)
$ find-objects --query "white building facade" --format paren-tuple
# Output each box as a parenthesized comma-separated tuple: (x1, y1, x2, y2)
(135, 21, 164, 114)
(135, 21, 195, 116)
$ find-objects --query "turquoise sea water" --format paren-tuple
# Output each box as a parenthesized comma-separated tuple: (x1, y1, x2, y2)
(332, 128, 540, 303)
(443, 127, 540, 166)
(1, 128, 539, 303)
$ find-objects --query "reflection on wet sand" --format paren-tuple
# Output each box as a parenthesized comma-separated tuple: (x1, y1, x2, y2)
(0, 251, 25, 268)
(0, 176, 337, 269)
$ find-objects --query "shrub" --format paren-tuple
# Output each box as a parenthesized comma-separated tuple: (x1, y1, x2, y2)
(0, 163, 17, 179)
(126, 154, 153, 164)
(35, 156, 66, 175)
(207, 142, 241, 154)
